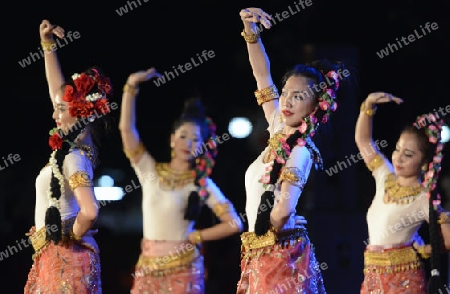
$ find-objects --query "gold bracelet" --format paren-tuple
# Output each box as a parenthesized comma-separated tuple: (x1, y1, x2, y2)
(255, 85, 280, 106)
(123, 83, 139, 96)
(416, 245, 430, 259)
(41, 40, 57, 52)
(192, 230, 202, 245)
(241, 29, 260, 44)
(438, 212, 450, 224)
(360, 101, 377, 116)
(69, 228, 82, 242)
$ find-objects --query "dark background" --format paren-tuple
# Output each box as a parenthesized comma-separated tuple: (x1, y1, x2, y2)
(1, 0, 450, 293)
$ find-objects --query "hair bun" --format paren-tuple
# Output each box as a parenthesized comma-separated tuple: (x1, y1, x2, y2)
(182, 98, 205, 120)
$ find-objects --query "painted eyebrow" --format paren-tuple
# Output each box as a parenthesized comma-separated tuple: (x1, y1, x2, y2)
(55, 103, 65, 107)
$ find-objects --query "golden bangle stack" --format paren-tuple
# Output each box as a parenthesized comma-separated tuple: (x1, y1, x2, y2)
(123, 83, 139, 96)
(192, 230, 202, 245)
(241, 29, 260, 44)
(41, 40, 57, 52)
(360, 101, 377, 116)
(255, 85, 279, 106)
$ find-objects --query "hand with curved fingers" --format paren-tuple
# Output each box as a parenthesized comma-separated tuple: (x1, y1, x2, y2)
(365, 92, 404, 107)
(240, 7, 272, 29)
(293, 214, 308, 228)
(126, 68, 162, 87)
(40, 19, 65, 42)
(25, 226, 36, 237)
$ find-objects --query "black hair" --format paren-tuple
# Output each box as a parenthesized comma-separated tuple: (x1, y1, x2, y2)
(254, 59, 351, 236)
(172, 98, 217, 221)
(46, 66, 114, 243)
(402, 122, 446, 293)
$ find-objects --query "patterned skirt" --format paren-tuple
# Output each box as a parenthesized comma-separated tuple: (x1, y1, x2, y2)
(24, 241, 101, 293)
(236, 228, 326, 294)
(360, 244, 426, 294)
(131, 246, 204, 294)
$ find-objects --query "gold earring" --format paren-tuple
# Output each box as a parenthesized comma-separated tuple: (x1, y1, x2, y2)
(279, 115, 283, 123)
(171, 148, 175, 159)
(421, 164, 427, 172)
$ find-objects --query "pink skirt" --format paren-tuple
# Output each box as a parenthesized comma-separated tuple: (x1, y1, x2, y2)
(24, 241, 101, 294)
(131, 247, 205, 294)
(236, 229, 326, 294)
(360, 244, 425, 294)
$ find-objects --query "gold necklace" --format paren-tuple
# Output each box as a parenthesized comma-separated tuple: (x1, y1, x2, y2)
(264, 131, 287, 163)
(155, 163, 195, 189)
(384, 173, 422, 204)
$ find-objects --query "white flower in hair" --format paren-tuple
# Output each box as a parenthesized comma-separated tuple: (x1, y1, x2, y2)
(72, 73, 81, 80)
(85, 92, 103, 102)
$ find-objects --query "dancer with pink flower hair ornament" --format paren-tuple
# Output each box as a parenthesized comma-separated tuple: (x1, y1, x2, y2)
(236, 6, 354, 294)
(356, 92, 450, 294)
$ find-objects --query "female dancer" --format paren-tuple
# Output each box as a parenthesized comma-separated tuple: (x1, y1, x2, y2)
(24, 20, 114, 293)
(356, 92, 450, 293)
(119, 67, 243, 293)
(236, 7, 352, 293)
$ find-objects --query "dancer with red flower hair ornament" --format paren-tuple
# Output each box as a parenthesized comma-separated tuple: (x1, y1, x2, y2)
(24, 20, 115, 294)
(356, 92, 450, 294)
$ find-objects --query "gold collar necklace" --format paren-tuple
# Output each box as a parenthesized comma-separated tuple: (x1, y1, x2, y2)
(384, 173, 422, 204)
(156, 163, 195, 189)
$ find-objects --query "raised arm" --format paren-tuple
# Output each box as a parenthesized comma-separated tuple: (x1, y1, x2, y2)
(355, 92, 403, 165)
(240, 8, 278, 122)
(39, 20, 65, 102)
(119, 68, 162, 164)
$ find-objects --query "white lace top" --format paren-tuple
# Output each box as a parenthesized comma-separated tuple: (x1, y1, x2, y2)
(244, 108, 315, 232)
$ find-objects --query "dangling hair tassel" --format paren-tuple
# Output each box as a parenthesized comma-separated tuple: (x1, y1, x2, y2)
(45, 206, 62, 243)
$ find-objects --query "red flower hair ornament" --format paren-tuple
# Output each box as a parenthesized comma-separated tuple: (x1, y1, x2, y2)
(62, 69, 112, 120)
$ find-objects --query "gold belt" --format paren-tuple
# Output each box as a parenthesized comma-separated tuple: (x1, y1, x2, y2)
(135, 247, 199, 277)
(30, 218, 76, 253)
(364, 246, 422, 274)
(241, 228, 307, 251)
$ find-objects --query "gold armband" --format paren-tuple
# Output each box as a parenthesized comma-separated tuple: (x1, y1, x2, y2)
(360, 101, 377, 116)
(438, 212, 450, 225)
(41, 40, 57, 52)
(366, 153, 384, 172)
(124, 141, 145, 160)
(279, 167, 306, 189)
(212, 201, 232, 218)
(123, 83, 139, 96)
(241, 29, 260, 44)
(255, 85, 280, 106)
(415, 245, 430, 259)
(68, 171, 93, 191)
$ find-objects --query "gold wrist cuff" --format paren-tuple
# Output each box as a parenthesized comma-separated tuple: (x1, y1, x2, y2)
(123, 83, 139, 96)
(241, 29, 260, 44)
(192, 230, 202, 245)
(255, 85, 279, 106)
(41, 40, 57, 52)
(438, 212, 450, 224)
(69, 228, 82, 242)
(416, 245, 430, 259)
(360, 101, 377, 116)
